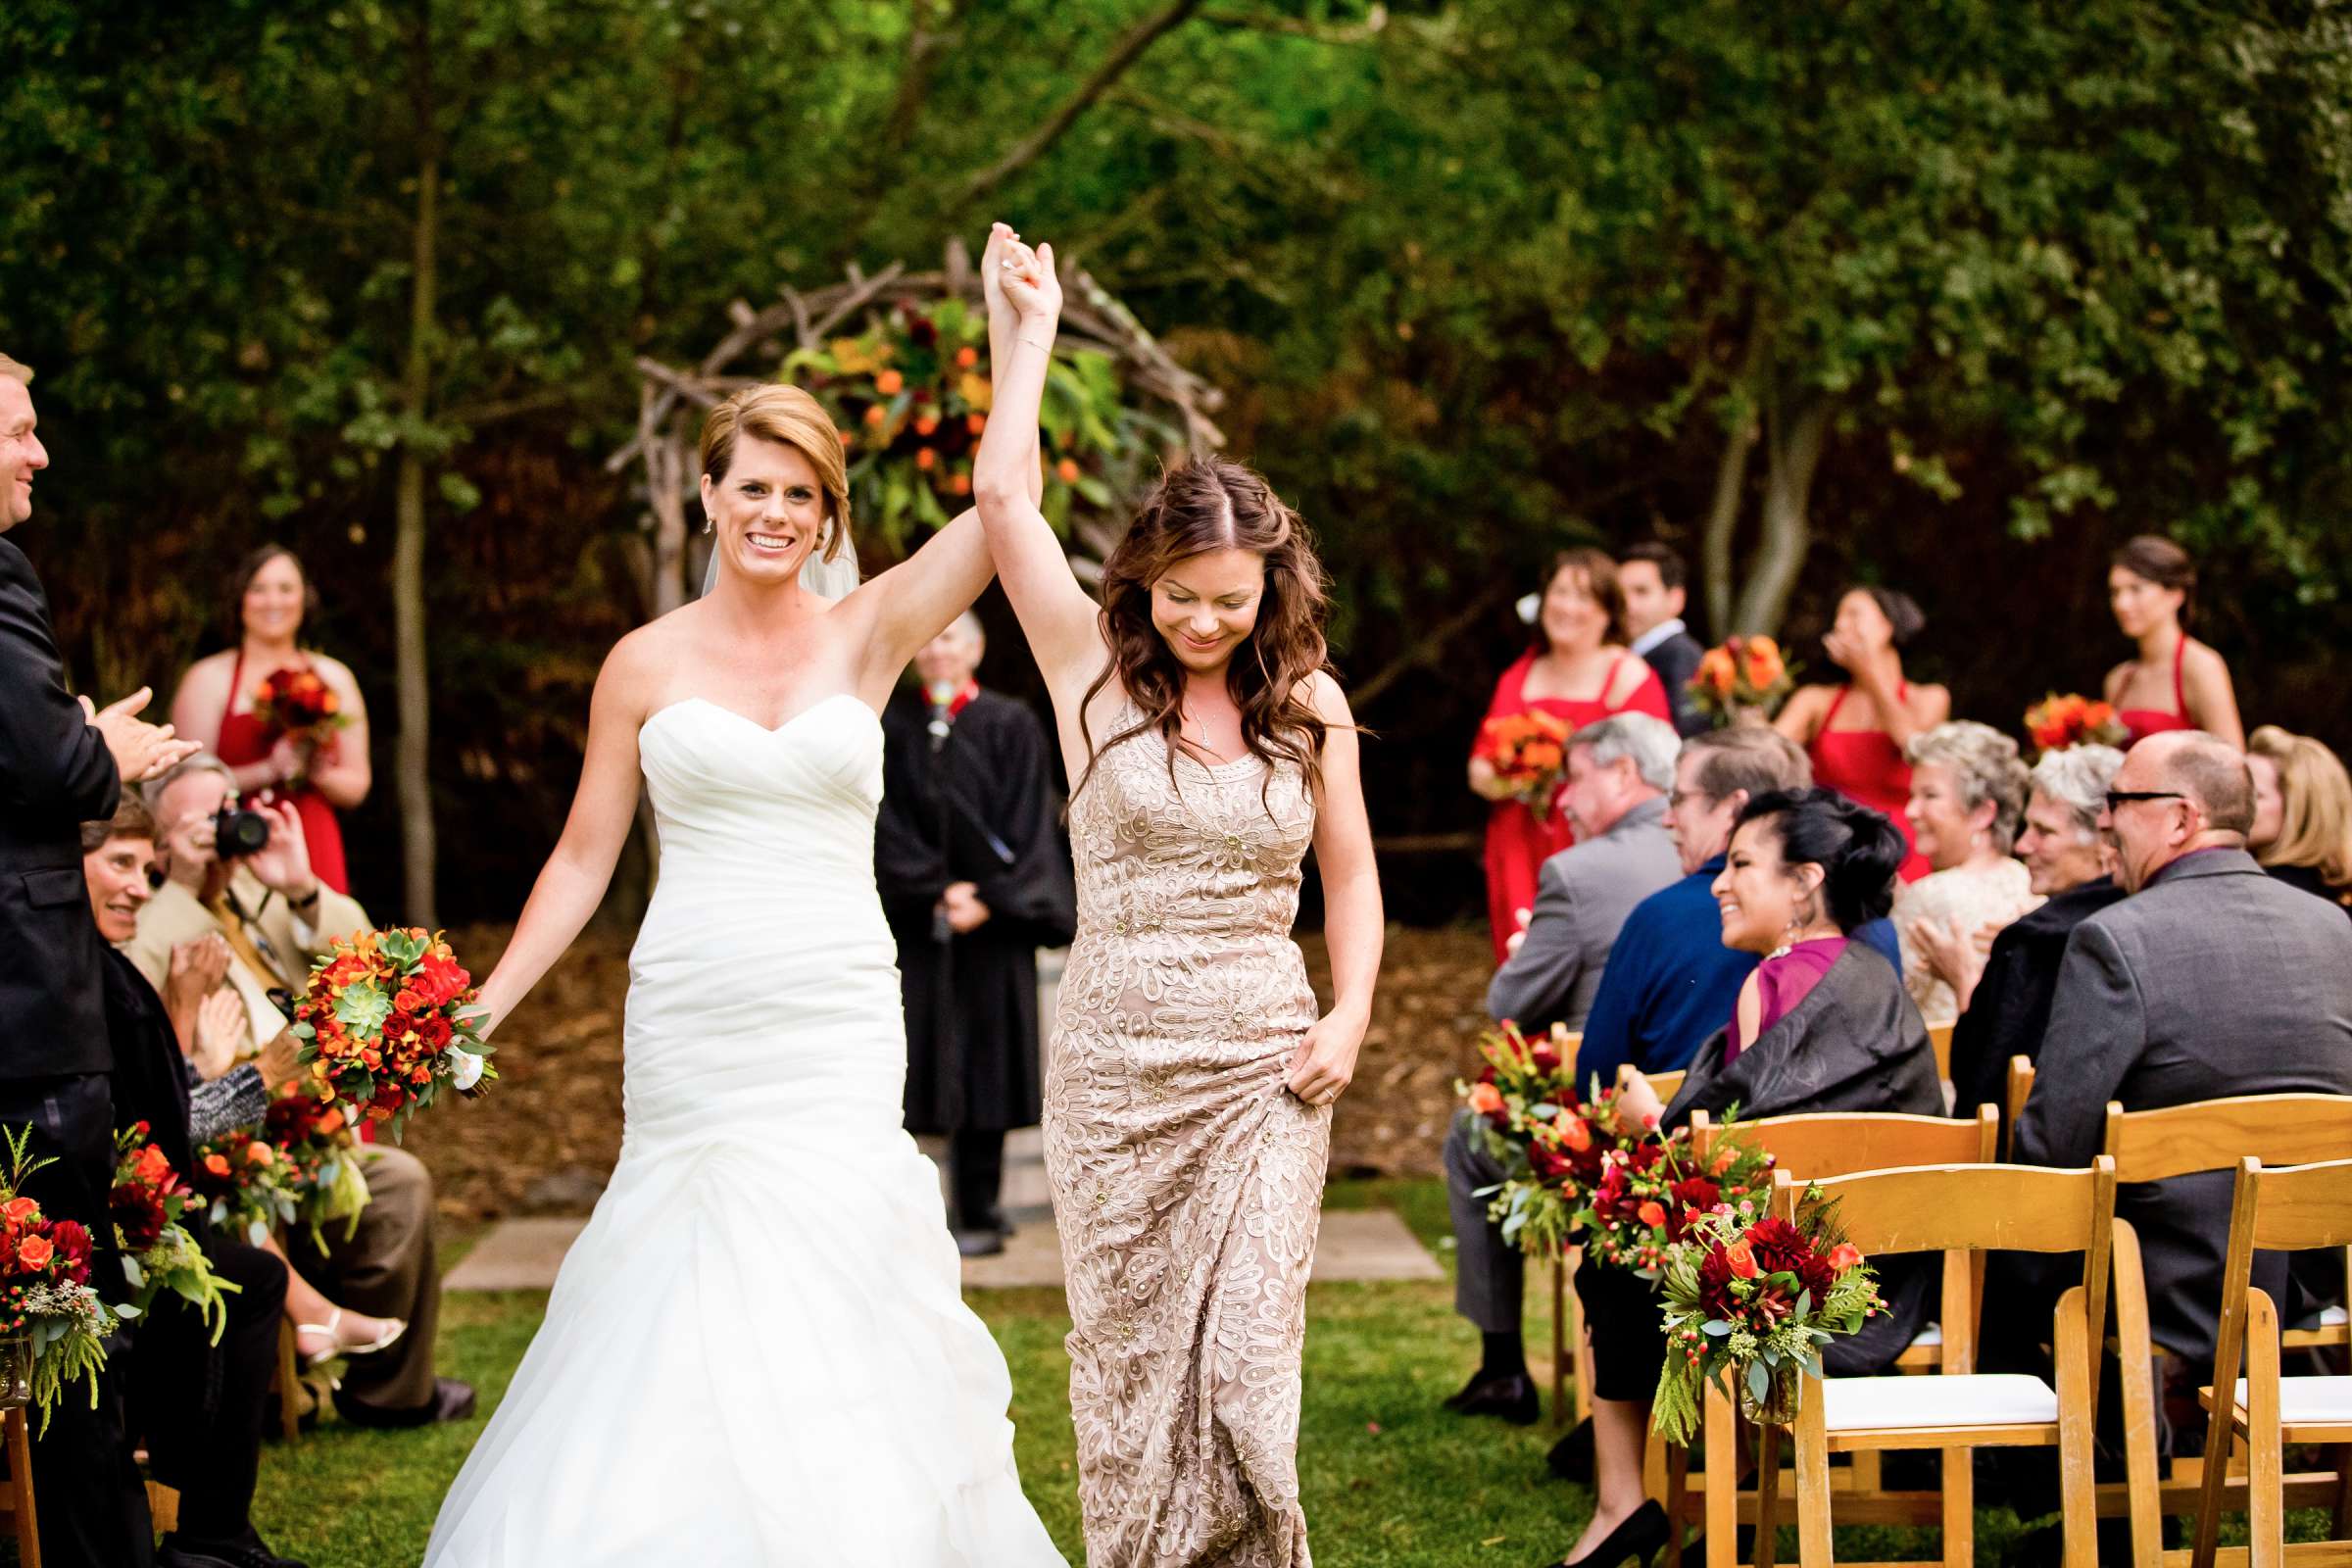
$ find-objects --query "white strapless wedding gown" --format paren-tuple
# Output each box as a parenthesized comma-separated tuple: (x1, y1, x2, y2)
(424, 695, 1065, 1567)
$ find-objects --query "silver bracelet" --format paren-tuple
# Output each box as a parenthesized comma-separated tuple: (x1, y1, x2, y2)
(1017, 335, 1054, 354)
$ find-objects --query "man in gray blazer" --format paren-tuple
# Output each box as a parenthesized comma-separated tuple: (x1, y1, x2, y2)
(1445, 713, 1683, 1422)
(1999, 731, 2352, 1535)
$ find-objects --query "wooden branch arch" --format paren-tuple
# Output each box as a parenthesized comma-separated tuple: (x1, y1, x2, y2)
(609, 237, 1225, 617)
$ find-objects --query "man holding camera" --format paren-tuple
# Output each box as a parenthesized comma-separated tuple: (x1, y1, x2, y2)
(126, 753, 473, 1429)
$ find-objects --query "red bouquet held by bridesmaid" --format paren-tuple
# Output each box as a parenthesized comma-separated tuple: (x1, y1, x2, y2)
(251, 665, 349, 752)
(1472, 710, 1576, 822)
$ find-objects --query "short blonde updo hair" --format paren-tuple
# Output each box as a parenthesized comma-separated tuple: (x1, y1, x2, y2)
(1907, 719, 2032, 856)
(698, 384, 853, 564)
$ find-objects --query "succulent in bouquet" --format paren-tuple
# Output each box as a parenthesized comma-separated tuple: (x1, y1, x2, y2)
(1474, 711, 1575, 821)
(1651, 1187, 1885, 1441)
(1689, 636, 1798, 726)
(188, 1129, 297, 1246)
(293, 928, 494, 1138)
(0, 1125, 120, 1433)
(2023, 693, 2127, 757)
(110, 1124, 238, 1344)
(264, 1090, 372, 1250)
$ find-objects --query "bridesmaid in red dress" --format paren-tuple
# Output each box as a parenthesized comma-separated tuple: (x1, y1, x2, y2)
(1774, 585, 1949, 882)
(2102, 534, 2244, 751)
(171, 545, 370, 894)
(1470, 548, 1670, 963)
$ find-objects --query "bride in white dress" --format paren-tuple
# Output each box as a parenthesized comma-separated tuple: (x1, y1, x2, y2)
(423, 247, 1064, 1567)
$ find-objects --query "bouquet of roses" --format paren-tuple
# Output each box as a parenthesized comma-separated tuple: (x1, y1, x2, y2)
(1575, 1121, 1776, 1279)
(264, 1090, 371, 1250)
(2023, 693, 2127, 757)
(0, 1125, 118, 1433)
(188, 1129, 297, 1246)
(1457, 1022, 1618, 1255)
(1689, 635, 1798, 727)
(1474, 711, 1576, 821)
(293, 928, 494, 1138)
(1651, 1188, 1885, 1441)
(110, 1124, 238, 1344)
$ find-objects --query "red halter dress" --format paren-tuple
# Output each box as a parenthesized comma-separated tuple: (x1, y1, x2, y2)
(215, 647, 351, 895)
(2117, 635, 2196, 748)
(1476, 650, 1671, 963)
(1808, 684, 1930, 883)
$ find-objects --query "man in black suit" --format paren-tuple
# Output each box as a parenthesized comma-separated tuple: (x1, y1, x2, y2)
(1618, 542, 1709, 738)
(0, 354, 198, 1568)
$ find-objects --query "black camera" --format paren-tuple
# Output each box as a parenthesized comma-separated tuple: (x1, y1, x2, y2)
(212, 802, 272, 858)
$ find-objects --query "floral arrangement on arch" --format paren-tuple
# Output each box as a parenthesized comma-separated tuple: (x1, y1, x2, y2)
(110, 1124, 238, 1344)
(2023, 693, 2127, 757)
(1472, 711, 1575, 822)
(1689, 635, 1797, 726)
(293, 928, 493, 1138)
(0, 1125, 117, 1432)
(1651, 1187, 1885, 1440)
(781, 299, 1178, 546)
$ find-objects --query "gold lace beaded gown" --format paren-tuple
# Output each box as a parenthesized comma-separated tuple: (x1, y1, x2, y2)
(1045, 705, 1331, 1568)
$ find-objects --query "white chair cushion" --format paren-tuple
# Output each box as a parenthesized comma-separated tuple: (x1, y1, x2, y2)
(2324, 1304, 2348, 1329)
(1909, 1322, 1942, 1348)
(1824, 1373, 2057, 1432)
(2233, 1375, 2352, 1425)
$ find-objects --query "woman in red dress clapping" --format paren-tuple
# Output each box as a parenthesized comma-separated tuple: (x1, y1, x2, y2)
(2103, 534, 2243, 751)
(1774, 585, 1949, 882)
(1470, 548, 1670, 963)
(172, 545, 369, 894)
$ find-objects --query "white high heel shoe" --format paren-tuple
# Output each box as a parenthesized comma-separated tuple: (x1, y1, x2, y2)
(295, 1307, 409, 1368)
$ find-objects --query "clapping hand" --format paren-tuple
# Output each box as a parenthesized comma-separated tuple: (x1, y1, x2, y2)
(83, 686, 200, 784)
(192, 988, 248, 1080)
(165, 934, 234, 1020)
(1912, 914, 1998, 1012)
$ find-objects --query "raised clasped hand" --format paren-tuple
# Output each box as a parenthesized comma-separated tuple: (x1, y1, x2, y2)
(996, 231, 1062, 328)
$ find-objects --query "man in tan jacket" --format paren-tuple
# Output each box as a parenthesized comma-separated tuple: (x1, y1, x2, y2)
(127, 754, 473, 1428)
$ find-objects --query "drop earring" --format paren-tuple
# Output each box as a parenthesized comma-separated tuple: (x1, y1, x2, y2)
(703, 515, 713, 535)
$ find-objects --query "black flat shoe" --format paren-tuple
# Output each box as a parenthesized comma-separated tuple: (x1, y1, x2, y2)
(1444, 1370, 1540, 1424)
(334, 1376, 476, 1429)
(1546, 1415, 1594, 1482)
(1543, 1498, 1669, 1568)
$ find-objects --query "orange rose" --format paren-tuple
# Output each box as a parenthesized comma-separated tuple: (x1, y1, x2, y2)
(1055, 458, 1081, 483)
(246, 1143, 274, 1167)
(1555, 1113, 1592, 1152)
(1696, 646, 1737, 697)
(1467, 1082, 1505, 1116)
(135, 1145, 173, 1184)
(966, 413, 986, 435)
(913, 413, 940, 437)
(3, 1197, 38, 1223)
(1637, 1200, 1668, 1228)
(17, 1234, 52, 1270)
(318, 1106, 345, 1135)
(915, 447, 938, 470)
(1724, 1235, 1760, 1279)
(955, 345, 979, 369)
(1827, 1243, 1864, 1273)
(205, 1152, 231, 1177)
(874, 369, 905, 396)
(951, 473, 972, 497)
(862, 404, 887, 427)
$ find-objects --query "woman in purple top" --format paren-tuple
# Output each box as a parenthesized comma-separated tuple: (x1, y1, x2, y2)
(1543, 789, 1939, 1568)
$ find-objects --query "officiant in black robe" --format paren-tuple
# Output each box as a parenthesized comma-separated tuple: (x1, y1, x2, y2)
(876, 615, 1075, 1256)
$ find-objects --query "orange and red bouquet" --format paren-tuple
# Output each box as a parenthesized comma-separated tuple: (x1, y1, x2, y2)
(264, 1090, 372, 1248)
(2023, 693, 2127, 757)
(0, 1125, 117, 1431)
(1457, 1021, 1631, 1255)
(1689, 635, 1797, 726)
(1575, 1121, 1775, 1278)
(293, 928, 494, 1139)
(1473, 710, 1576, 821)
(252, 667, 347, 743)
(1652, 1187, 1884, 1439)
(110, 1124, 236, 1342)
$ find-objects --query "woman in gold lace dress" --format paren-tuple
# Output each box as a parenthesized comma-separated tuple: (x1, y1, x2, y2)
(973, 224, 1385, 1566)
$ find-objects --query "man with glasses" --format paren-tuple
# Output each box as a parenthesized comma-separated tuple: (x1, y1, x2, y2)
(1995, 730, 2352, 1555)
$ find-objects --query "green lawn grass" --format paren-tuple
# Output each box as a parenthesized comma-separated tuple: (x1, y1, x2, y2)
(228, 1179, 2303, 1566)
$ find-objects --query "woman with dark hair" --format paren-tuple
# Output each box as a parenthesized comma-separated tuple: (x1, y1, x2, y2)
(2103, 533, 2243, 750)
(1542, 788, 1940, 1568)
(976, 226, 1383, 1565)
(1471, 547, 1671, 961)
(171, 545, 369, 893)
(1775, 585, 1949, 882)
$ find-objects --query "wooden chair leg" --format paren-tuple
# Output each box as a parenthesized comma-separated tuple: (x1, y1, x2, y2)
(1755, 1423, 1785, 1568)
(7, 1405, 40, 1568)
(1704, 1381, 1738, 1568)
(1664, 1441, 1690, 1567)
(2053, 1286, 2100, 1568)
(1940, 1444, 1972, 1568)
(1551, 1251, 1569, 1426)
(1791, 1388, 1826, 1568)
(2245, 1292, 2283, 1568)
(2332, 1442, 2352, 1542)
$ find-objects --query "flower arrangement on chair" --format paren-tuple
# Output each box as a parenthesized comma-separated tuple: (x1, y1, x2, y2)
(110, 1123, 238, 1343)
(0, 1125, 118, 1432)
(1651, 1187, 1885, 1439)
(1457, 1021, 1622, 1255)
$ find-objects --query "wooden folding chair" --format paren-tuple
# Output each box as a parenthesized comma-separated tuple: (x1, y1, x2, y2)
(2099, 1094, 2352, 1555)
(272, 1318, 303, 1443)
(0, 1400, 36, 1567)
(1661, 1107, 2000, 1567)
(2190, 1157, 2352, 1568)
(1928, 1021, 1955, 1086)
(1788, 1158, 2118, 1568)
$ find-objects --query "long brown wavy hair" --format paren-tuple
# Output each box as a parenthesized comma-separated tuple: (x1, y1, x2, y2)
(1075, 456, 1334, 807)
